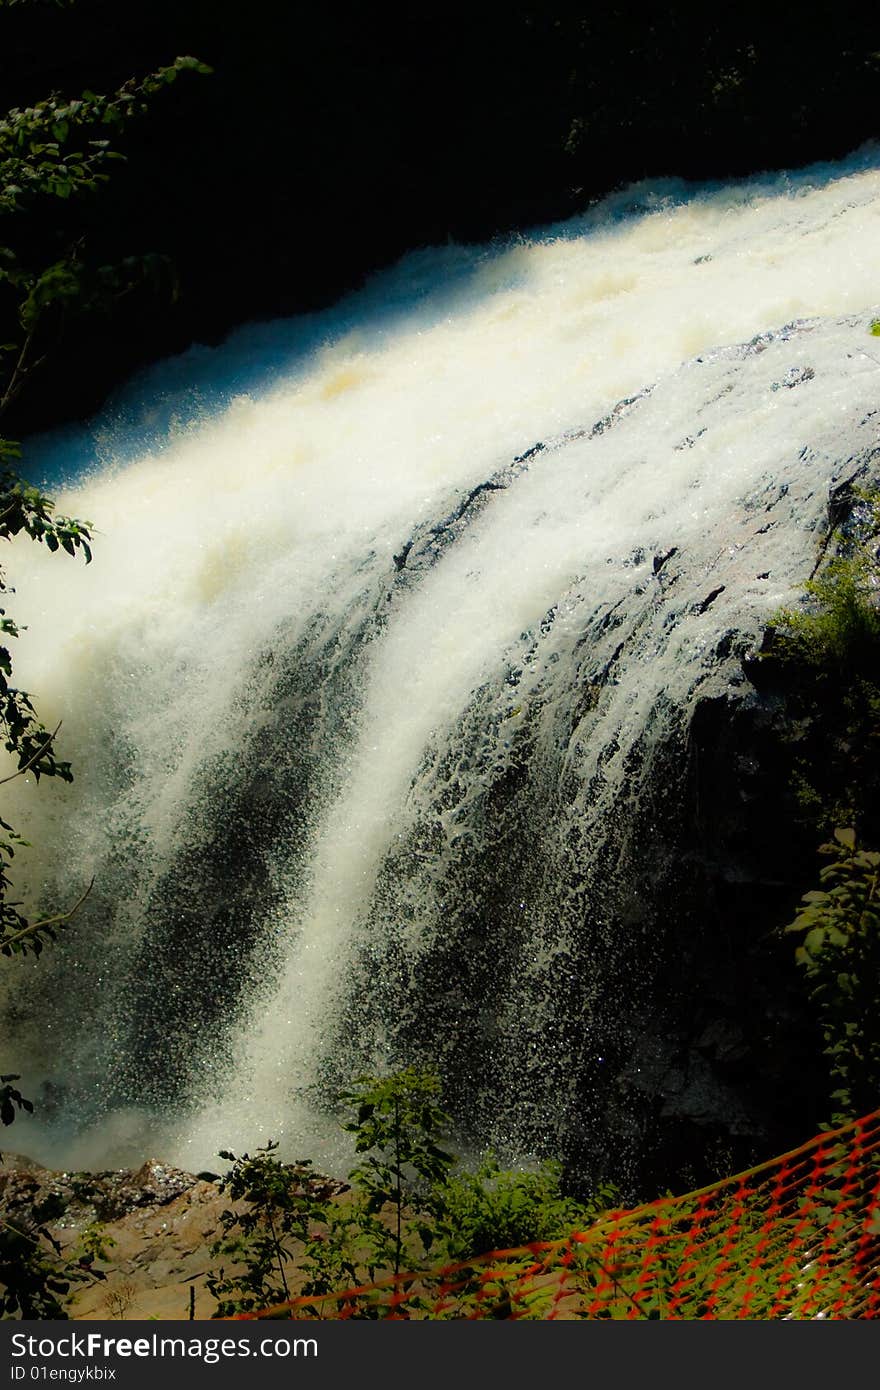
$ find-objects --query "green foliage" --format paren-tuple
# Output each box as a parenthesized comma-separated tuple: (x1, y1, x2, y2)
(0, 463, 94, 961)
(205, 1070, 620, 1319)
(763, 485, 880, 1127)
(205, 1143, 354, 1318)
(771, 489, 880, 670)
(0, 1074, 32, 1140)
(773, 556, 880, 667)
(428, 1155, 616, 1262)
(0, 52, 210, 420)
(0, 1187, 111, 1319)
(786, 828, 880, 1121)
(340, 1068, 454, 1279)
(207, 1072, 454, 1317)
(0, 464, 94, 1153)
(870, 319, 880, 337)
(0, 10, 210, 970)
(0, 56, 211, 216)
(764, 485, 880, 841)
(0, 14, 210, 1328)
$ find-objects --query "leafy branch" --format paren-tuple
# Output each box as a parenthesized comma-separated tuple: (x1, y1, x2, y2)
(786, 828, 880, 1121)
(0, 57, 211, 215)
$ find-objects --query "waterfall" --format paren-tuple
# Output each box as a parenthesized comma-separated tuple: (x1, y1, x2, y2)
(4, 148, 880, 1185)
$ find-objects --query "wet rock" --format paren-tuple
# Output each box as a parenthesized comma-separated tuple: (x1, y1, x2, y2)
(771, 365, 815, 390)
(86, 1160, 197, 1222)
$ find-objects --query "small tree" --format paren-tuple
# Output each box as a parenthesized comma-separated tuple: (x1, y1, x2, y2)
(205, 1144, 354, 1318)
(339, 1068, 454, 1280)
(204, 1070, 625, 1318)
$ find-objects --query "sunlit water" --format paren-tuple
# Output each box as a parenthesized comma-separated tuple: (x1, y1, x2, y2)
(3, 147, 880, 1178)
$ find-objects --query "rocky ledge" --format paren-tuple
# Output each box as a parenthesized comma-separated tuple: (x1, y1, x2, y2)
(0, 1153, 347, 1321)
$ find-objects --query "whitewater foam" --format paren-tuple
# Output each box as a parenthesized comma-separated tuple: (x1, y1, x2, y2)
(4, 148, 880, 1174)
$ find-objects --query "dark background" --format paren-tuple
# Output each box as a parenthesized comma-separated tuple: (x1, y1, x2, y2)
(2, 1, 879, 433)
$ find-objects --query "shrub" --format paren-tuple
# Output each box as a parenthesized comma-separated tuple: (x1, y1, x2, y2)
(205, 1143, 354, 1318)
(204, 1070, 619, 1317)
(771, 488, 880, 671)
(339, 1068, 454, 1280)
(429, 1155, 615, 1262)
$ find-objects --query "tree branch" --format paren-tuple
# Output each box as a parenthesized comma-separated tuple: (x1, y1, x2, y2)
(0, 329, 35, 419)
(2, 875, 94, 949)
(0, 721, 61, 787)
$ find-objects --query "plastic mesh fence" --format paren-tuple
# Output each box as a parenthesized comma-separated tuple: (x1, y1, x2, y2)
(240, 1107, 880, 1319)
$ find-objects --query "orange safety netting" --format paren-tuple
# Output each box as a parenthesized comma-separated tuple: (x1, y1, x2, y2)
(241, 1107, 880, 1320)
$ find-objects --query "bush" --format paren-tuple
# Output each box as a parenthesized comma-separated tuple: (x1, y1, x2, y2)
(205, 1143, 356, 1318)
(429, 1156, 615, 1263)
(767, 486, 880, 1120)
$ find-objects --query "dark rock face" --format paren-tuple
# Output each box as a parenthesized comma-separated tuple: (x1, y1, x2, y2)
(560, 469, 880, 1196)
(637, 684, 826, 1185)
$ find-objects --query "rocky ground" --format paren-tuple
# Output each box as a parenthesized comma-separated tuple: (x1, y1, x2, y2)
(0, 1152, 348, 1320)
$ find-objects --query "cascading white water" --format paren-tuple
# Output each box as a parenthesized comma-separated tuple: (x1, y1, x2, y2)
(3, 148, 880, 1180)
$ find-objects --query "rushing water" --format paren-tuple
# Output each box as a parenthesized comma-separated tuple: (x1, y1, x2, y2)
(3, 148, 880, 1181)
